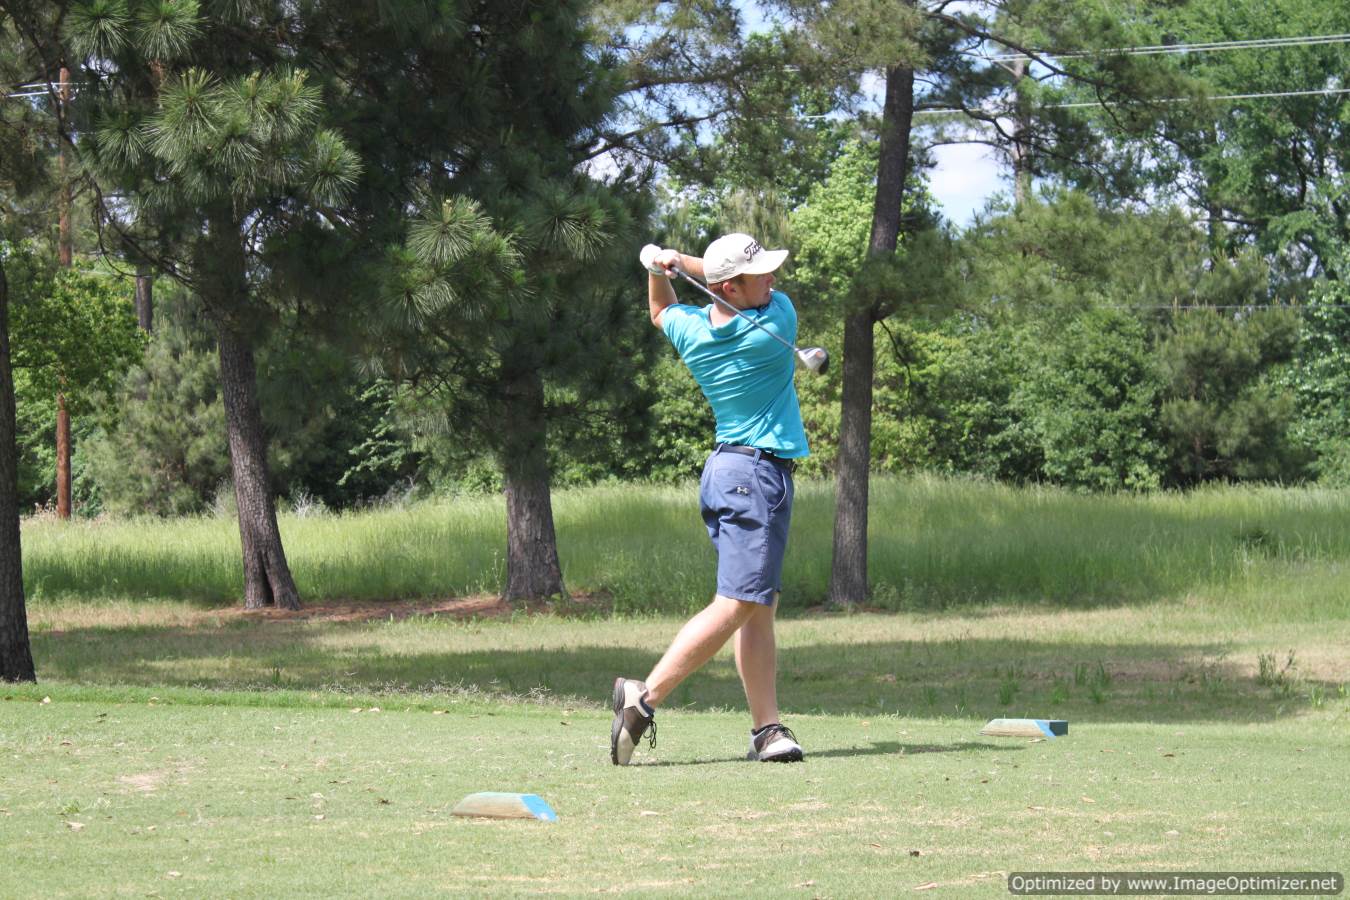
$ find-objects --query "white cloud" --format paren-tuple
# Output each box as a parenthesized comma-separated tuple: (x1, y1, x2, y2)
(928, 142, 1008, 227)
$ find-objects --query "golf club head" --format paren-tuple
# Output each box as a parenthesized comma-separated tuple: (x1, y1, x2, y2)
(796, 347, 829, 374)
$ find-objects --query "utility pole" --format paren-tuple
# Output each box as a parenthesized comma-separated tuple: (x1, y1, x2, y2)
(55, 65, 72, 520)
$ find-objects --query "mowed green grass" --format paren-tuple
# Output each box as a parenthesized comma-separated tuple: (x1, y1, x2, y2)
(2, 694, 1345, 897)
(7, 477, 1350, 895)
(5, 601, 1350, 896)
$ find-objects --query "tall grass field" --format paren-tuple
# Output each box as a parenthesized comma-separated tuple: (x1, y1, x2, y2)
(20, 475, 1350, 619)
(6, 476, 1348, 896)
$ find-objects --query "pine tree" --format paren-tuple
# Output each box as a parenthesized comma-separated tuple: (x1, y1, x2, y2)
(57, 0, 361, 609)
(0, 3, 53, 681)
(371, 1, 655, 602)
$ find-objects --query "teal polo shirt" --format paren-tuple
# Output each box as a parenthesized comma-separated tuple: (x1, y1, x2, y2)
(661, 290, 810, 458)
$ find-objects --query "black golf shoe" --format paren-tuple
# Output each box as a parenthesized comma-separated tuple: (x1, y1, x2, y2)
(610, 677, 656, 765)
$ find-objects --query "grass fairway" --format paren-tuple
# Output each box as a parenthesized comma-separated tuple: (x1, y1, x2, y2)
(2, 696, 1345, 897)
(8, 477, 1350, 894)
(4, 601, 1348, 897)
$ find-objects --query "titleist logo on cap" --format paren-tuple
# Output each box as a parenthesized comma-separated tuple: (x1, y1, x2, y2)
(702, 232, 789, 284)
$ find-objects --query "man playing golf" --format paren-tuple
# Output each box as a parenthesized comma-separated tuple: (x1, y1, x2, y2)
(611, 233, 808, 765)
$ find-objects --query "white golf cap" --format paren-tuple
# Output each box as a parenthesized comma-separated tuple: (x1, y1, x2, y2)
(702, 233, 789, 284)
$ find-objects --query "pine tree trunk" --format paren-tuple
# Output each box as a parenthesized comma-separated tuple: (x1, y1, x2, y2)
(499, 367, 565, 602)
(828, 61, 915, 607)
(201, 208, 300, 611)
(829, 311, 875, 605)
(134, 269, 153, 332)
(0, 259, 36, 682)
(217, 325, 301, 610)
(1010, 57, 1032, 208)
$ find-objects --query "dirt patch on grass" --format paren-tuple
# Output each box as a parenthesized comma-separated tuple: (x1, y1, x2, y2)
(117, 772, 165, 793)
(116, 763, 194, 794)
(219, 591, 612, 625)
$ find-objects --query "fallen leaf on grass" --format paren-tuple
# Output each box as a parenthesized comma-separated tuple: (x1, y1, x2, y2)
(66, 821, 85, 831)
(314, 815, 325, 821)
(795, 881, 815, 888)
(1165, 829, 1180, 836)
(1162, 753, 1175, 758)
(59, 740, 71, 746)
(640, 811, 661, 817)
(915, 882, 938, 891)
(1081, 797, 1096, 804)
(41, 697, 51, 704)
(1028, 806, 1046, 811)
(166, 872, 180, 879)
(909, 850, 921, 857)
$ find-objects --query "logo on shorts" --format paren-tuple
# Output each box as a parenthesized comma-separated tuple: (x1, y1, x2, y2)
(734, 486, 751, 495)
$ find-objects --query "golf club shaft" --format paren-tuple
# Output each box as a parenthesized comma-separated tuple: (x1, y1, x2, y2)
(670, 267, 801, 355)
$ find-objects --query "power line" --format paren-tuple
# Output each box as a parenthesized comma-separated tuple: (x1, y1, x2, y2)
(795, 86, 1350, 121)
(3, 80, 78, 99)
(985, 32, 1350, 63)
(904, 86, 1350, 118)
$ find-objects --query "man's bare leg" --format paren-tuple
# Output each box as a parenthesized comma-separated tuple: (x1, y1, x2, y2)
(734, 597, 779, 729)
(644, 595, 758, 706)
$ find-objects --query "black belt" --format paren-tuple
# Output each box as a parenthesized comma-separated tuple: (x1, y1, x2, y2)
(714, 443, 796, 473)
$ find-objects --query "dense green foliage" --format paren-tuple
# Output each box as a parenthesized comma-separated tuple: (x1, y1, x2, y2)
(2, 241, 143, 510)
(1284, 276, 1350, 484)
(2, 0, 1348, 520)
(84, 287, 421, 516)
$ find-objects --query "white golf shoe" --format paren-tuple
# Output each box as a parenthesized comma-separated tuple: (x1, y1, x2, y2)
(748, 723, 804, 762)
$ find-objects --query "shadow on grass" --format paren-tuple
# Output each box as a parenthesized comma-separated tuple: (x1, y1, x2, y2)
(644, 741, 1022, 767)
(29, 617, 1343, 725)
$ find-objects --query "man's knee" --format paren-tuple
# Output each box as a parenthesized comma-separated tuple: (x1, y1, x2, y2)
(712, 594, 764, 624)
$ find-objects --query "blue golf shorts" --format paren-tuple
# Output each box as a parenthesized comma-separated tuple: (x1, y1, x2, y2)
(699, 447, 796, 605)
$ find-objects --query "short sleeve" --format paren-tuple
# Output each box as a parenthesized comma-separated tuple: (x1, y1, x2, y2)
(661, 303, 701, 356)
(768, 291, 798, 345)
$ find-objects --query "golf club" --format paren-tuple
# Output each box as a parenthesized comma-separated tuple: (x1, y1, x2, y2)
(641, 245, 829, 375)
